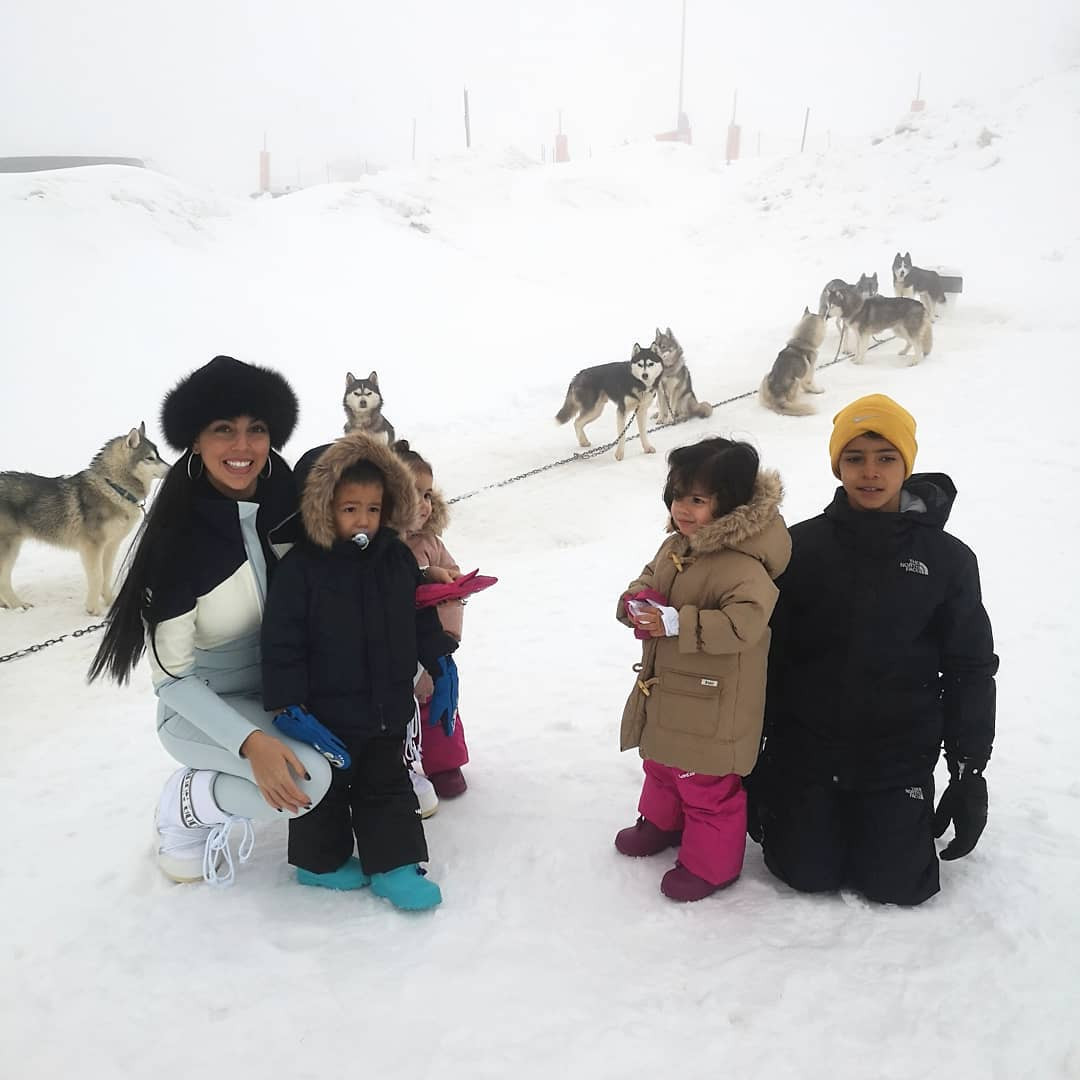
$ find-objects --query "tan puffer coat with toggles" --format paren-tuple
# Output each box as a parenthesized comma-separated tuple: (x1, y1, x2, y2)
(618, 471, 791, 777)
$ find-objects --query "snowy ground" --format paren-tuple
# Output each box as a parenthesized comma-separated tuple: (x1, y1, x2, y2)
(3, 69, 1080, 1079)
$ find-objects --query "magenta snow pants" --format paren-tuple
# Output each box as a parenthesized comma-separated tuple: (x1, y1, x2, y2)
(418, 702, 470, 776)
(638, 760, 747, 885)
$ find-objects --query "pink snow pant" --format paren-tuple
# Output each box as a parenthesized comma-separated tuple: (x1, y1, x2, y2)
(418, 702, 470, 776)
(638, 760, 747, 886)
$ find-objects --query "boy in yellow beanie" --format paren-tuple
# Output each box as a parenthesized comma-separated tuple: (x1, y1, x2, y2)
(750, 393, 997, 905)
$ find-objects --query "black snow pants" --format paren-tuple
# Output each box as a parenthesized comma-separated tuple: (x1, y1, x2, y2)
(287, 735, 427, 875)
(760, 772, 940, 907)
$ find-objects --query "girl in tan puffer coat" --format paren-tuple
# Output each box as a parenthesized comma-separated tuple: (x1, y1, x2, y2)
(615, 437, 791, 901)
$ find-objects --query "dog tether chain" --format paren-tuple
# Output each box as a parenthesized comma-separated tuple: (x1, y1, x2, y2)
(0, 621, 107, 664)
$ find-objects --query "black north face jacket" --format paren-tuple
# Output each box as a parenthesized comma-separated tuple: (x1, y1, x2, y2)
(763, 473, 997, 789)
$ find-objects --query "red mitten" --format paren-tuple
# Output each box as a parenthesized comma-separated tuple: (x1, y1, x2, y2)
(416, 568, 499, 609)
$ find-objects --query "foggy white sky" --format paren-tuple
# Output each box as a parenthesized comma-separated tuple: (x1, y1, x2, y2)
(3, 0, 1077, 192)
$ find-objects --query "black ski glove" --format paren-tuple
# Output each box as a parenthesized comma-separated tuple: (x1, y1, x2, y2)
(933, 759, 988, 860)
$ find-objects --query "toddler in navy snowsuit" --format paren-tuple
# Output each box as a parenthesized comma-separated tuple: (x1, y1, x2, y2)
(261, 432, 458, 911)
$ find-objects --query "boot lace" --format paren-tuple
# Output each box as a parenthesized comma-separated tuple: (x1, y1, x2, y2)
(203, 815, 256, 887)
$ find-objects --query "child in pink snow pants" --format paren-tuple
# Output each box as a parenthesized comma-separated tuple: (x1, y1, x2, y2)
(615, 437, 791, 901)
(393, 440, 470, 798)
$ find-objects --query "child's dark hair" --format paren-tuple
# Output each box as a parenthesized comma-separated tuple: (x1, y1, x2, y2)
(663, 437, 759, 518)
(338, 461, 395, 522)
(392, 439, 432, 475)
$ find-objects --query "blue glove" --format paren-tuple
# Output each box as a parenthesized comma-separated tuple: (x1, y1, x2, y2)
(427, 656, 459, 736)
(273, 705, 351, 769)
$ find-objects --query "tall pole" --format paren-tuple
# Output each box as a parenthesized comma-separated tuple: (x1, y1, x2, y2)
(463, 87, 471, 149)
(800, 107, 810, 152)
(677, 0, 687, 126)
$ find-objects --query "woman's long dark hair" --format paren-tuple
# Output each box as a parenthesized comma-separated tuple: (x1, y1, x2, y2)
(87, 449, 285, 684)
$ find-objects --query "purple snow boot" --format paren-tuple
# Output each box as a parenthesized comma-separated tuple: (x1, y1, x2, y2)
(660, 862, 738, 902)
(614, 816, 683, 857)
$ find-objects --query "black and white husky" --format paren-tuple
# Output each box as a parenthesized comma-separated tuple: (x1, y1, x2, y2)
(827, 288, 933, 366)
(0, 424, 170, 613)
(892, 252, 947, 319)
(555, 344, 663, 461)
(650, 328, 713, 422)
(759, 309, 827, 416)
(343, 371, 396, 444)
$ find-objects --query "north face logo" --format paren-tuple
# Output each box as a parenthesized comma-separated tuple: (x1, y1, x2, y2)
(905, 786, 925, 801)
(900, 558, 929, 576)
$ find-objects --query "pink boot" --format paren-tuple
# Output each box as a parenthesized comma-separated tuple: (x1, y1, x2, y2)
(660, 862, 738, 902)
(615, 816, 683, 857)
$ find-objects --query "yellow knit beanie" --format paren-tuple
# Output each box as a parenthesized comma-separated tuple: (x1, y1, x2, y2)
(829, 394, 918, 478)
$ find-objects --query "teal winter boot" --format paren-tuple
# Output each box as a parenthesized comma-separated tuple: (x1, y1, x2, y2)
(370, 864, 442, 911)
(297, 857, 371, 891)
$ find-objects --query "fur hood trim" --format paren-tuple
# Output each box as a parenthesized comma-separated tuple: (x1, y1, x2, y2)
(667, 469, 784, 554)
(426, 489, 451, 537)
(160, 355, 298, 451)
(301, 433, 420, 549)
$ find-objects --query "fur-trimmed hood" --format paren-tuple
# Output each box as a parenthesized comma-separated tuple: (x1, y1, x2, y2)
(424, 488, 451, 537)
(300, 432, 420, 550)
(667, 469, 788, 575)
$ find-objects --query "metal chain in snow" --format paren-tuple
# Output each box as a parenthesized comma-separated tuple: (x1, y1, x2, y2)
(0, 621, 107, 665)
(448, 336, 894, 506)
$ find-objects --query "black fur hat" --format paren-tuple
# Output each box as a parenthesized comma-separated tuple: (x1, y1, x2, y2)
(160, 355, 299, 451)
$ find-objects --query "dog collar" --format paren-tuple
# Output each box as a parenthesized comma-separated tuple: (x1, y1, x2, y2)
(106, 478, 144, 508)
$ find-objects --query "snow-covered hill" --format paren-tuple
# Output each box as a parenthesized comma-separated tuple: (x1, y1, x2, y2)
(2, 68, 1079, 1079)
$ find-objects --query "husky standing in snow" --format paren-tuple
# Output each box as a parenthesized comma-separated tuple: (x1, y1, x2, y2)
(828, 288, 934, 366)
(892, 252, 947, 319)
(817, 272, 878, 319)
(0, 423, 169, 614)
(650, 327, 714, 423)
(819, 273, 878, 355)
(555, 344, 663, 461)
(759, 309, 828, 416)
(343, 371, 396, 444)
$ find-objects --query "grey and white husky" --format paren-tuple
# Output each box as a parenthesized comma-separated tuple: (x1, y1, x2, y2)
(0, 423, 169, 614)
(650, 328, 714, 423)
(819, 273, 878, 354)
(817, 272, 878, 319)
(343, 371, 396, 444)
(892, 252, 946, 319)
(555, 344, 663, 461)
(828, 289, 933, 366)
(759, 309, 827, 416)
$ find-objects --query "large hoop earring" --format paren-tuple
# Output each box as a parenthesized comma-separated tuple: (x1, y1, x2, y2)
(260, 454, 273, 480)
(187, 452, 204, 480)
